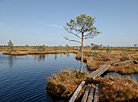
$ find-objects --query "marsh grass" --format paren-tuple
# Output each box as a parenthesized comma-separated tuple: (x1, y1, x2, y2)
(95, 75, 138, 101)
(108, 62, 138, 74)
(46, 69, 88, 98)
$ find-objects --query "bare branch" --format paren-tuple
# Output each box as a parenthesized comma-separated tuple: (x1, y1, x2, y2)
(63, 36, 81, 43)
(64, 26, 81, 39)
(84, 37, 94, 39)
(84, 31, 99, 39)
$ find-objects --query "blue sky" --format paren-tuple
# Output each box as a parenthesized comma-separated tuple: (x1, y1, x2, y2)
(0, 0, 138, 46)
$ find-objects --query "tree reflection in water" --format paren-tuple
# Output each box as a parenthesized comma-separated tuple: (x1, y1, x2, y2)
(54, 54, 57, 60)
(66, 53, 70, 58)
(34, 54, 46, 62)
(38, 54, 45, 62)
(8, 55, 13, 68)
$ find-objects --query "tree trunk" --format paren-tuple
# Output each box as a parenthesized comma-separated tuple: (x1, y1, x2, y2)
(80, 32, 84, 73)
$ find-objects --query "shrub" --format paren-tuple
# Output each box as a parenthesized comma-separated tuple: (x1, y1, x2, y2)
(13, 49, 17, 52)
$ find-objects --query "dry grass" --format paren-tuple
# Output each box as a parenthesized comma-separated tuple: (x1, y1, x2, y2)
(108, 62, 138, 74)
(46, 69, 88, 98)
(93, 75, 138, 101)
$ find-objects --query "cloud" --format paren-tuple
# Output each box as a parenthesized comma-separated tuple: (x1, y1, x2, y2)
(46, 24, 63, 28)
(37, 21, 63, 28)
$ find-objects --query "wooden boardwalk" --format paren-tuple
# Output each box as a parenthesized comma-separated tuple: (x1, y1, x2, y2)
(112, 59, 133, 66)
(69, 56, 138, 102)
(69, 81, 85, 102)
(69, 81, 99, 102)
(81, 84, 99, 102)
(87, 65, 111, 79)
(69, 65, 111, 102)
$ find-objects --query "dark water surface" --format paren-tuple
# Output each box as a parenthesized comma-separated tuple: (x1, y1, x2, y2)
(0, 52, 87, 102)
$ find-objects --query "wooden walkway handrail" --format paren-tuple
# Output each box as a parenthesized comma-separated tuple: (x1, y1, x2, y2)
(69, 81, 85, 102)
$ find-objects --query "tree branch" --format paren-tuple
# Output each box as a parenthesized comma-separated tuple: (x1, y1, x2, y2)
(63, 36, 81, 43)
(64, 26, 81, 39)
(84, 32, 98, 39)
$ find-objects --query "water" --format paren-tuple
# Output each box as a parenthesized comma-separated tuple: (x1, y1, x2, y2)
(106, 72, 138, 83)
(1, 52, 138, 102)
(0, 52, 87, 102)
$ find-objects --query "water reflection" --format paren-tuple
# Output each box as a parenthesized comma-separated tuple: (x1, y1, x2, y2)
(60, 54, 62, 58)
(33, 54, 46, 62)
(54, 54, 57, 60)
(8, 55, 13, 68)
(66, 53, 70, 58)
(39, 54, 45, 61)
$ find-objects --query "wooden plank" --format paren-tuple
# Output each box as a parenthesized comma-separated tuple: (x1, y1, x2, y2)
(87, 65, 106, 78)
(93, 84, 99, 102)
(88, 65, 107, 78)
(87, 84, 95, 102)
(69, 81, 85, 102)
(87, 65, 106, 77)
(81, 84, 91, 102)
(93, 65, 111, 79)
(112, 59, 133, 66)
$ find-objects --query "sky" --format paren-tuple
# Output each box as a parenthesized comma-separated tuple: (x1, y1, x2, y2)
(0, 0, 138, 47)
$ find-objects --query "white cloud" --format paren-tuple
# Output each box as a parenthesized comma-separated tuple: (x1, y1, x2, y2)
(46, 24, 63, 28)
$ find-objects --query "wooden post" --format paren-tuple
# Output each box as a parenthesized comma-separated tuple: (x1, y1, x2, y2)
(94, 84, 99, 102)
(81, 84, 91, 102)
(69, 81, 85, 102)
(87, 84, 95, 102)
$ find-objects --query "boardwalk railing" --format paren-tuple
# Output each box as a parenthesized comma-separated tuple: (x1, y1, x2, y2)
(87, 65, 111, 79)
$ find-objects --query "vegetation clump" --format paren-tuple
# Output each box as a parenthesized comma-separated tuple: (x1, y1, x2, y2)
(46, 69, 88, 98)
(93, 75, 138, 101)
(108, 62, 138, 74)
